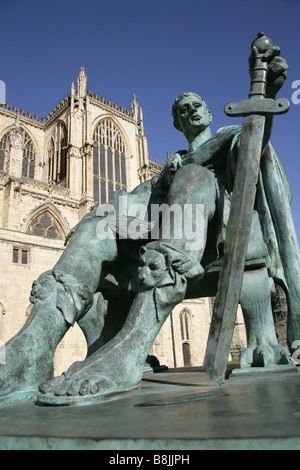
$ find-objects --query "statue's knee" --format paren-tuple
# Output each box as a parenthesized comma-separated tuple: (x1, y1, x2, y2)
(175, 163, 210, 182)
(67, 216, 117, 262)
(171, 164, 216, 200)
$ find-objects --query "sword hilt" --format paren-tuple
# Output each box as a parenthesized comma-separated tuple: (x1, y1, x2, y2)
(249, 32, 273, 99)
(224, 32, 290, 117)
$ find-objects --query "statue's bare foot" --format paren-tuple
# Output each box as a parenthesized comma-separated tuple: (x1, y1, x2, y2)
(0, 333, 53, 399)
(38, 349, 143, 406)
(38, 278, 185, 406)
(240, 343, 291, 368)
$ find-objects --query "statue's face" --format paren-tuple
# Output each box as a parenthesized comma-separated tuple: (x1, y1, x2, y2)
(175, 95, 211, 136)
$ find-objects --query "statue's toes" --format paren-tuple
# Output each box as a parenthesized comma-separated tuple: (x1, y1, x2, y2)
(55, 378, 73, 396)
(39, 375, 64, 394)
(65, 379, 82, 396)
(253, 344, 274, 366)
(240, 348, 254, 368)
(273, 344, 290, 364)
(79, 380, 90, 396)
(90, 382, 99, 394)
(251, 344, 291, 367)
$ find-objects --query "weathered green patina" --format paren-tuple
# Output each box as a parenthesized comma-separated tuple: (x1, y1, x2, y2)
(0, 33, 299, 406)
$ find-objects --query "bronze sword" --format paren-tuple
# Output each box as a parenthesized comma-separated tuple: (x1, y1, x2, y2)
(203, 33, 290, 385)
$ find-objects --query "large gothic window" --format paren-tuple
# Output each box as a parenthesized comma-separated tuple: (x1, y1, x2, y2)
(48, 122, 68, 185)
(21, 131, 36, 179)
(93, 118, 127, 205)
(0, 133, 8, 172)
(0, 129, 37, 177)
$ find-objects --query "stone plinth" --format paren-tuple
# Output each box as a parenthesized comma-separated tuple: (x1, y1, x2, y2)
(0, 368, 299, 450)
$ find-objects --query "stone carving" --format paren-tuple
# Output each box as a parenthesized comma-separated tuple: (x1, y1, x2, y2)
(9, 118, 23, 150)
(0, 303, 5, 316)
(0, 34, 299, 406)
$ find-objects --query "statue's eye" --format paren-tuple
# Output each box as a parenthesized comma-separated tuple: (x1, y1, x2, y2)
(149, 263, 158, 271)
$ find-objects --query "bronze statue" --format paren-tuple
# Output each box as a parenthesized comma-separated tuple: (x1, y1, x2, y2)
(0, 33, 299, 406)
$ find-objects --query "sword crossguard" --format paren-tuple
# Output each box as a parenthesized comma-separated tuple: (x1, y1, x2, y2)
(225, 97, 290, 117)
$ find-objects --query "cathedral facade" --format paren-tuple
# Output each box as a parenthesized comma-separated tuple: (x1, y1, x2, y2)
(0, 69, 246, 375)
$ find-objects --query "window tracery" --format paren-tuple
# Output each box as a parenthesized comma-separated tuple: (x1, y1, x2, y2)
(26, 211, 64, 240)
(93, 118, 127, 205)
(0, 128, 37, 178)
(22, 132, 36, 179)
(0, 133, 9, 171)
(48, 122, 68, 185)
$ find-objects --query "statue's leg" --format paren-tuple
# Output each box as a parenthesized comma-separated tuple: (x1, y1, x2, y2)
(147, 164, 217, 279)
(0, 217, 118, 398)
(38, 274, 186, 405)
(0, 280, 71, 398)
(239, 267, 290, 367)
(37, 164, 218, 405)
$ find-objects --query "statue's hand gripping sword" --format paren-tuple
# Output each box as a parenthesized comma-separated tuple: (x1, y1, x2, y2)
(203, 33, 290, 385)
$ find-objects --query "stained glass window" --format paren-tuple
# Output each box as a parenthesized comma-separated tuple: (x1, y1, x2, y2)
(0, 150, 4, 171)
(48, 138, 55, 182)
(0, 133, 8, 150)
(0, 134, 9, 171)
(92, 118, 127, 205)
(21, 133, 36, 179)
(114, 150, 120, 183)
(0, 133, 8, 171)
(47, 122, 68, 184)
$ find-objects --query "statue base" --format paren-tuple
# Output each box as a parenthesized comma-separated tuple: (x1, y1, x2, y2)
(0, 367, 299, 450)
(0, 389, 40, 407)
(230, 363, 298, 377)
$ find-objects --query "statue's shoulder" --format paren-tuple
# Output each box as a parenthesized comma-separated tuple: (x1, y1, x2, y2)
(215, 125, 241, 137)
(213, 125, 242, 152)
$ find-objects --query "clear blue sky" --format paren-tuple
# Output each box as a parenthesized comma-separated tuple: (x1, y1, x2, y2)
(1, 0, 300, 240)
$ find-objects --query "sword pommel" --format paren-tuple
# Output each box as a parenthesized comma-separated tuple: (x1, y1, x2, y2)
(251, 32, 273, 55)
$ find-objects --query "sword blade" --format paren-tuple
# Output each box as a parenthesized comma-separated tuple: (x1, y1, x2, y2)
(203, 114, 265, 384)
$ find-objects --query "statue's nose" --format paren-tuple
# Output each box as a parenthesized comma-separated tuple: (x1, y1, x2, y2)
(189, 105, 198, 115)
